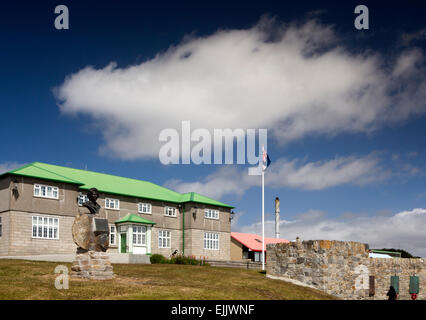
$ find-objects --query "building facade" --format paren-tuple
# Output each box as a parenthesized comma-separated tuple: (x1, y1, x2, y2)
(230, 232, 289, 262)
(0, 162, 233, 260)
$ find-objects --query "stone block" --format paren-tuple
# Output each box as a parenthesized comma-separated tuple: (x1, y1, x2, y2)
(71, 250, 114, 280)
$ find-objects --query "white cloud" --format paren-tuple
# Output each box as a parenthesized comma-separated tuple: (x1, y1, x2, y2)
(164, 153, 387, 199)
(266, 154, 388, 190)
(164, 166, 253, 200)
(0, 162, 26, 174)
(237, 208, 426, 257)
(55, 17, 426, 160)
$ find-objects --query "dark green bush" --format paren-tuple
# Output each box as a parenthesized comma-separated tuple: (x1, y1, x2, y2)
(150, 254, 168, 264)
(150, 253, 209, 266)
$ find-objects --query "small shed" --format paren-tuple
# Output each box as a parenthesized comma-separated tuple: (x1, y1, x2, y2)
(230, 232, 289, 262)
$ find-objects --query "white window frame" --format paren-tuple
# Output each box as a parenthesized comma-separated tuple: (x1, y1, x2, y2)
(164, 206, 177, 217)
(204, 208, 219, 220)
(109, 225, 117, 246)
(158, 230, 171, 248)
(78, 194, 88, 206)
(34, 184, 59, 199)
(138, 202, 152, 214)
(132, 225, 147, 246)
(32, 215, 59, 240)
(105, 198, 120, 210)
(204, 232, 219, 250)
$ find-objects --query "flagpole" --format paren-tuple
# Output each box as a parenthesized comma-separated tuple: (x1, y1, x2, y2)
(262, 168, 265, 271)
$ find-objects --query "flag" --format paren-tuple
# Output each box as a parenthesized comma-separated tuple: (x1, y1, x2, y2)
(262, 150, 271, 171)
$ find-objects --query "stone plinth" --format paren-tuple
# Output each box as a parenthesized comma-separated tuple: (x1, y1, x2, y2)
(71, 250, 114, 280)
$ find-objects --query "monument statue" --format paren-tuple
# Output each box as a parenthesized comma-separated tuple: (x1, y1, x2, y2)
(82, 187, 101, 214)
(71, 187, 114, 280)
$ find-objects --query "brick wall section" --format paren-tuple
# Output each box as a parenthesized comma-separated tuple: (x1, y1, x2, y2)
(8, 211, 77, 255)
(266, 239, 426, 300)
(185, 229, 230, 261)
(151, 227, 182, 257)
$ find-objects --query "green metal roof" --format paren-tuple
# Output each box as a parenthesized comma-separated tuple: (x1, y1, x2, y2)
(6, 162, 83, 185)
(180, 192, 233, 208)
(115, 213, 156, 225)
(1, 162, 234, 209)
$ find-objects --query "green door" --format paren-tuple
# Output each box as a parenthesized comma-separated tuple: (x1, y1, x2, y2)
(120, 233, 127, 253)
(391, 276, 399, 294)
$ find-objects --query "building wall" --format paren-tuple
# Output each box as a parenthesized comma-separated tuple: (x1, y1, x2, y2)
(7, 210, 77, 255)
(185, 229, 230, 260)
(0, 177, 10, 212)
(151, 227, 182, 257)
(10, 176, 80, 217)
(230, 237, 244, 261)
(0, 212, 10, 255)
(266, 239, 426, 300)
(185, 204, 231, 232)
(0, 175, 231, 260)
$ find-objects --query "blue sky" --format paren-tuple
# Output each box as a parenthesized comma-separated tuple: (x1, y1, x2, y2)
(1, 1, 426, 255)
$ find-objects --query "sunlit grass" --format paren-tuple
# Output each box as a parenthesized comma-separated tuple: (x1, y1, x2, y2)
(0, 259, 336, 300)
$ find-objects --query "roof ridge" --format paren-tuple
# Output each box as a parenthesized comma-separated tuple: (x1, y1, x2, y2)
(31, 163, 84, 185)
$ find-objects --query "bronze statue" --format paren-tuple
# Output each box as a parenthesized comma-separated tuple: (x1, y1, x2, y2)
(72, 187, 110, 252)
(82, 187, 101, 214)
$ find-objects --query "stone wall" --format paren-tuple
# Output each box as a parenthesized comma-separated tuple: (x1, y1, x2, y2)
(266, 239, 426, 300)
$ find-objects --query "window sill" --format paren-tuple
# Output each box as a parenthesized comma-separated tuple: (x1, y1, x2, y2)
(33, 195, 59, 200)
(31, 237, 60, 240)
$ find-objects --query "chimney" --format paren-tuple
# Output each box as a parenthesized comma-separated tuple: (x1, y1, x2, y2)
(275, 197, 280, 239)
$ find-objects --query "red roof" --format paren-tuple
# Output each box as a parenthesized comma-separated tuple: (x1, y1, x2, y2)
(231, 232, 289, 252)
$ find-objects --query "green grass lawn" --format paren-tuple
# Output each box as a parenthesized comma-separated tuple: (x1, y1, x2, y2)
(0, 259, 336, 300)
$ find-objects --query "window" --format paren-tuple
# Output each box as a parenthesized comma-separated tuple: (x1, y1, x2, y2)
(78, 194, 88, 206)
(32, 216, 59, 239)
(158, 230, 171, 248)
(105, 198, 120, 210)
(109, 225, 116, 246)
(138, 202, 152, 214)
(254, 252, 261, 262)
(34, 184, 59, 199)
(132, 226, 146, 245)
(0, 216, 2, 238)
(205, 208, 219, 219)
(164, 206, 176, 217)
(204, 232, 219, 250)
